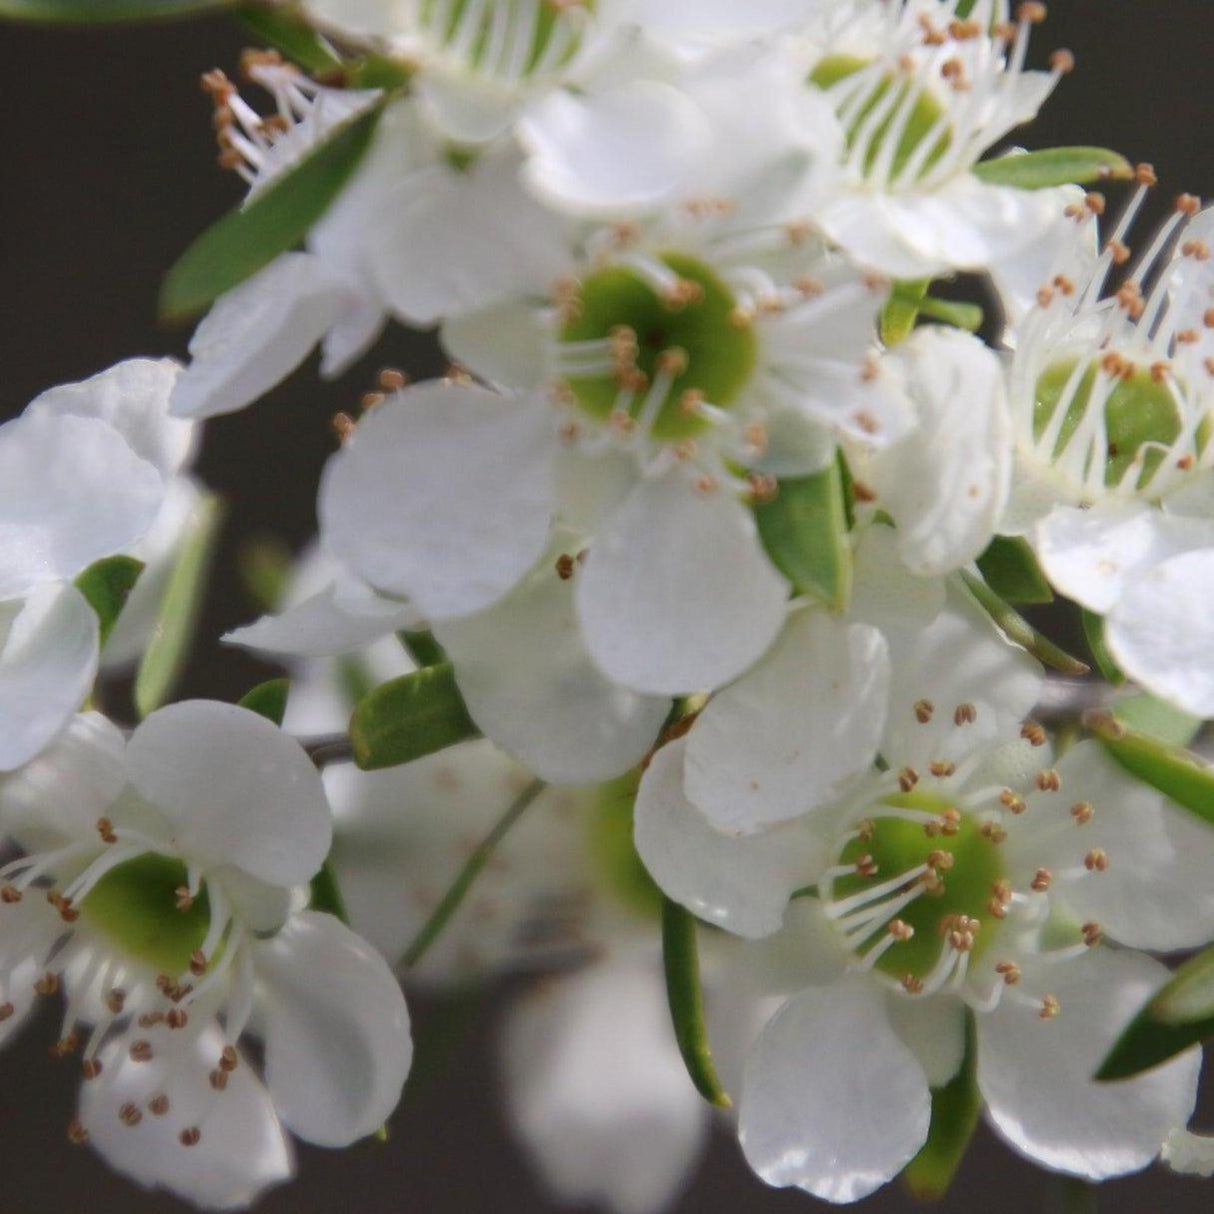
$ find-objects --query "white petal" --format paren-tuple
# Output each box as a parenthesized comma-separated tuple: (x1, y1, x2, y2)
(0, 412, 164, 597)
(254, 910, 412, 1147)
(1106, 548, 1214, 716)
(633, 738, 821, 939)
(635, 0, 818, 43)
(318, 382, 556, 618)
(577, 473, 789, 695)
(170, 253, 346, 419)
(1012, 741, 1214, 951)
(319, 291, 386, 379)
(224, 579, 417, 660)
(849, 523, 947, 634)
(0, 896, 62, 1046)
(1162, 1129, 1214, 1177)
(1035, 503, 1208, 614)
(885, 992, 967, 1088)
(441, 301, 549, 392)
(367, 145, 573, 325)
(501, 958, 708, 1214)
(552, 446, 639, 536)
(520, 81, 711, 214)
(79, 1027, 293, 1210)
(434, 553, 669, 785)
(978, 949, 1200, 1179)
(125, 701, 332, 887)
(739, 979, 931, 1202)
(0, 584, 99, 773)
(28, 357, 195, 479)
(684, 611, 888, 833)
(870, 328, 1011, 576)
(0, 710, 124, 846)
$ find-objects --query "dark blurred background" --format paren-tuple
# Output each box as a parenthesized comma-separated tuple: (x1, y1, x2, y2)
(2, 2, 1213, 1211)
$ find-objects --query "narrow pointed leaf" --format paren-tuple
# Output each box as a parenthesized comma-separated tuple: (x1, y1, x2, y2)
(237, 677, 290, 725)
(75, 555, 144, 647)
(1088, 713, 1214, 829)
(754, 463, 852, 611)
(903, 1015, 980, 1201)
(308, 860, 351, 923)
(973, 147, 1133, 189)
(1112, 692, 1202, 749)
(1097, 945, 1214, 1080)
(134, 494, 225, 718)
(918, 296, 983, 332)
(159, 99, 385, 321)
(976, 536, 1052, 605)
(237, 535, 293, 613)
(0, 0, 231, 22)
(349, 661, 478, 770)
(662, 897, 732, 1109)
(236, 3, 345, 76)
(399, 629, 447, 668)
(1081, 608, 1125, 685)
(960, 571, 1089, 675)
(880, 278, 929, 346)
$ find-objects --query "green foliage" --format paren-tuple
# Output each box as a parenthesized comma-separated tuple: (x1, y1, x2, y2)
(960, 571, 1089, 675)
(160, 101, 385, 321)
(662, 897, 732, 1109)
(0, 0, 231, 23)
(973, 146, 1133, 189)
(880, 278, 929, 347)
(237, 677, 290, 725)
(754, 462, 852, 612)
(349, 662, 478, 770)
(975, 536, 1053, 605)
(75, 555, 144, 646)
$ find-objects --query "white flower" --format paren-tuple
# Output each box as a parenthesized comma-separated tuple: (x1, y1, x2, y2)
(802, 0, 1073, 278)
(0, 702, 411, 1210)
(635, 567, 1209, 1199)
(0, 361, 176, 771)
(998, 190, 1214, 712)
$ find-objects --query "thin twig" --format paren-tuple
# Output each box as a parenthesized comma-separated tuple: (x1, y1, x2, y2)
(401, 777, 546, 969)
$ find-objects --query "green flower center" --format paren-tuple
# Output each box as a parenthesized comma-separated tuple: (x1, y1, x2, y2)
(421, 0, 592, 78)
(80, 854, 211, 977)
(828, 797, 1005, 987)
(810, 54, 951, 182)
(557, 253, 758, 442)
(1033, 357, 1185, 490)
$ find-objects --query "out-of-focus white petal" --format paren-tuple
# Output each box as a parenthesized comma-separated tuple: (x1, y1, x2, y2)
(739, 979, 931, 1203)
(170, 253, 347, 419)
(501, 957, 708, 1214)
(318, 382, 556, 618)
(576, 473, 789, 695)
(254, 910, 412, 1147)
(0, 412, 163, 598)
(684, 611, 888, 834)
(0, 583, 99, 773)
(125, 701, 332, 888)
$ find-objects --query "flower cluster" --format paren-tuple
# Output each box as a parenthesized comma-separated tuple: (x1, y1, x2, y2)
(3, 0, 1214, 1210)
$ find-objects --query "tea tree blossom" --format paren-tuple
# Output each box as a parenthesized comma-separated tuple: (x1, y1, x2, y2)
(0, 703, 411, 1209)
(635, 578, 1209, 1200)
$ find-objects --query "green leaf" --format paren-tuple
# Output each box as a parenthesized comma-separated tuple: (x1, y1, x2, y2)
(399, 629, 448, 668)
(960, 571, 1089, 676)
(1081, 608, 1125, 685)
(160, 99, 385, 321)
(0, 0, 230, 22)
(134, 495, 224, 719)
(235, 3, 344, 76)
(349, 662, 478, 770)
(918, 296, 983, 333)
(880, 278, 929, 346)
(662, 897, 732, 1109)
(973, 146, 1133, 190)
(903, 1015, 980, 1201)
(74, 555, 144, 647)
(1113, 692, 1202, 749)
(1097, 944, 1214, 1080)
(754, 463, 852, 612)
(975, 536, 1053, 605)
(309, 861, 351, 923)
(237, 677, 289, 725)
(237, 535, 293, 613)
(1089, 714, 1214, 829)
